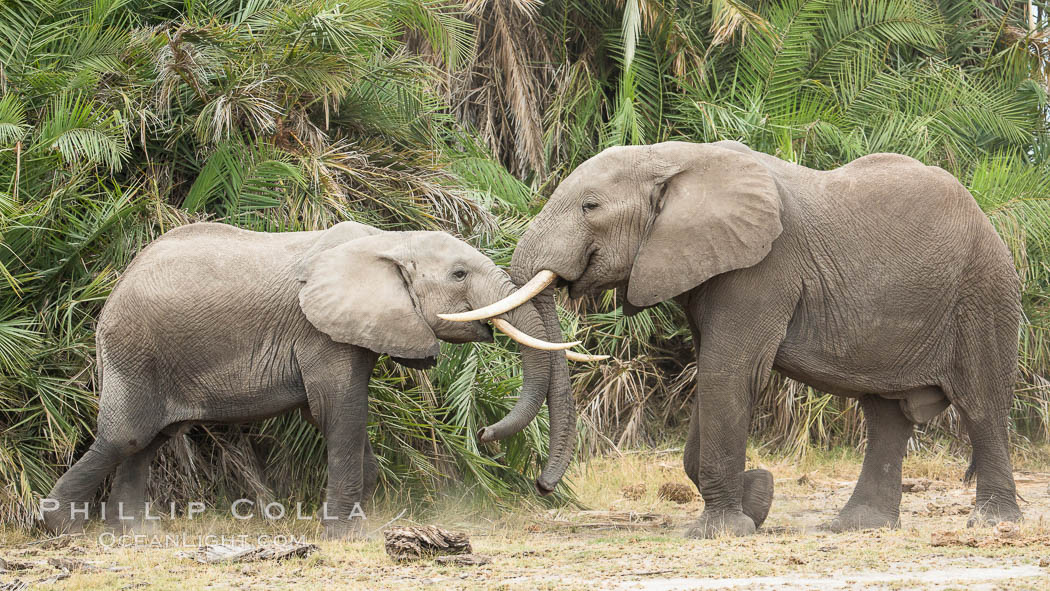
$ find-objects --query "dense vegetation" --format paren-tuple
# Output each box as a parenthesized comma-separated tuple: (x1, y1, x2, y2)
(2, 0, 1049, 528)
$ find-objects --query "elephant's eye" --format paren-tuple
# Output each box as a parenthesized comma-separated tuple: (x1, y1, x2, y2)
(582, 201, 599, 213)
(451, 269, 468, 281)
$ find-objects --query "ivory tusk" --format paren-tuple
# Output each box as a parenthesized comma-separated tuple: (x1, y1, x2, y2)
(491, 317, 580, 351)
(565, 351, 611, 362)
(438, 270, 556, 322)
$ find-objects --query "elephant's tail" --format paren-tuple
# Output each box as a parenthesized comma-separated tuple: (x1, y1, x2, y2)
(963, 453, 976, 485)
(95, 332, 105, 398)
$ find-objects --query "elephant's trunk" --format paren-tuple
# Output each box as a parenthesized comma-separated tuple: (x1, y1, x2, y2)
(509, 232, 577, 494)
(531, 288, 576, 494)
(475, 273, 551, 442)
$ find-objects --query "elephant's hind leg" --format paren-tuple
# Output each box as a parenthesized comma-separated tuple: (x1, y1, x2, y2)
(824, 395, 913, 532)
(106, 433, 171, 534)
(42, 361, 165, 534)
(959, 408, 1021, 526)
(951, 264, 1022, 526)
(43, 438, 130, 534)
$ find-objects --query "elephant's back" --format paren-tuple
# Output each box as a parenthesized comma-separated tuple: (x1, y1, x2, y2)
(813, 154, 1002, 263)
(825, 154, 1013, 281)
(135, 223, 321, 269)
(98, 223, 321, 349)
(824, 154, 984, 222)
(117, 223, 319, 288)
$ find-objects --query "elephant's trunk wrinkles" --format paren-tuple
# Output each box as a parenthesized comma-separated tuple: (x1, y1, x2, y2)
(477, 278, 552, 443)
(532, 288, 576, 494)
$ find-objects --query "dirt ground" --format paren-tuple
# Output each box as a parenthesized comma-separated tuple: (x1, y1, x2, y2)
(3, 448, 1050, 590)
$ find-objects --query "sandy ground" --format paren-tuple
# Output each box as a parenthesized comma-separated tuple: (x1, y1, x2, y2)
(3, 449, 1050, 590)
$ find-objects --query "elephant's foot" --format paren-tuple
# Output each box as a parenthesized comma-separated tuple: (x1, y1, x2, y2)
(40, 500, 86, 535)
(105, 516, 163, 536)
(822, 504, 899, 532)
(741, 469, 774, 529)
(968, 496, 1022, 527)
(103, 501, 166, 535)
(322, 518, 365, 541)
(685, 509, 756, 539)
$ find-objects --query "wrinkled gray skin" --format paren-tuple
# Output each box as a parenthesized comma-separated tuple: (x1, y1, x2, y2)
(43, 221, 556, 539)
(510, 140, 1022, 537)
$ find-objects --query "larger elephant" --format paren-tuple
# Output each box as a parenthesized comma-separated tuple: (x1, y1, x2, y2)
(451, 140, 1022, 537)
(41, 221, 588, 538)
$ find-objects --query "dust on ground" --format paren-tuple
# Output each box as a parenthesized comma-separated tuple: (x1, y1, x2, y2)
(3, 448, 1050, 590)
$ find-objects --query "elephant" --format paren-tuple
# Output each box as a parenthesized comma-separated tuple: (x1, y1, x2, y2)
(448, 140, 1022, 537)
(40, 221, 592, 539)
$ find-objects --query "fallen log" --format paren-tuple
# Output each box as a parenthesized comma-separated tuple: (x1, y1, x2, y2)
(384, 526, 471, 562)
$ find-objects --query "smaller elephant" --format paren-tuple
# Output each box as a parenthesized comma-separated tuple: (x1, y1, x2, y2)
(41, 221, 587, 538)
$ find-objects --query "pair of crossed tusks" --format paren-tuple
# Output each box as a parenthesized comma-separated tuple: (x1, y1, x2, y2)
(437, 270, 610, 363)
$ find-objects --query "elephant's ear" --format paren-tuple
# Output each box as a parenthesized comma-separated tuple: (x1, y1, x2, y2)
(297, 234, 440, 359)
(627, 142, 782, 307)
(294, 220, 382, 282)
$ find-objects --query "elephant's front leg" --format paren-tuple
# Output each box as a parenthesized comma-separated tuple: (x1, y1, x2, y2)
(684, 406, 774, 532)
(683, 365, 761, 538)
(320, 411, 370, 540)
(301, 345, 378, 540)
(678, 284, 790, 539)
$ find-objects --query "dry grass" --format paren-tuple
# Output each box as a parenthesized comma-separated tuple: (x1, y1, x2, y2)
(3, 445, 1050, 590)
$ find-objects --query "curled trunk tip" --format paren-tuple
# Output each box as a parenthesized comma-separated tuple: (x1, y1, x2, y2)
(535, 480, 556, 496)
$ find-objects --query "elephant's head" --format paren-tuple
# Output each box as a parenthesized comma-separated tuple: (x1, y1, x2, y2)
(510, 140, 783, 309)
(297, 228, 581, 489)
(296, 229, 573, 360)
